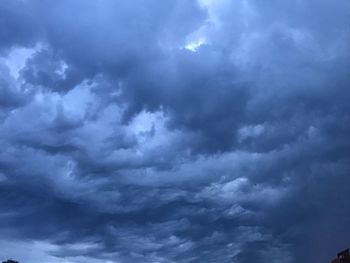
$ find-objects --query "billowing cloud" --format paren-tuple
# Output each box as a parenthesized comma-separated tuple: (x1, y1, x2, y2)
(0, 0, 350, 262)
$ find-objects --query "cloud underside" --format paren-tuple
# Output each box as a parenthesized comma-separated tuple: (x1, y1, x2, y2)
(0, 0, 350, 262)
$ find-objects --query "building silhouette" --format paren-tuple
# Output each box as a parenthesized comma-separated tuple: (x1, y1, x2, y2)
(331, 249, 350, 263)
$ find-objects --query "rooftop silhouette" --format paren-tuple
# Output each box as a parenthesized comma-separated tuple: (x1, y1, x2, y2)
(331, 249, 350, 263)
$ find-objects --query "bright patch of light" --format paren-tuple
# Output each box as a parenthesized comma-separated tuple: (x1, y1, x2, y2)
(198, 0, 227, 9)
(184, 38, 206, 52)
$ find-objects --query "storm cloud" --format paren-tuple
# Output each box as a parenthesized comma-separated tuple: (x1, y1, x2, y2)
(0, 0, 350, 262)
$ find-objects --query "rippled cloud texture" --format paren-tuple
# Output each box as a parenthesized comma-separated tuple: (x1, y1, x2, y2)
(0, 0, 350, 262)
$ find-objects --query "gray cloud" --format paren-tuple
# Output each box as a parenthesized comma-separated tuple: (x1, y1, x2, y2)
(0, 0, 350, 262)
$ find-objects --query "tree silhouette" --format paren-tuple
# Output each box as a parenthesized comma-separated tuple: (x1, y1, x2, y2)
(2, 260, 19, 263)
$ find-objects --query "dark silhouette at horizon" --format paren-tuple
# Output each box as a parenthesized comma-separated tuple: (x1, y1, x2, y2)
(331, 249, 350, 263)
(2, 260, 19, 263)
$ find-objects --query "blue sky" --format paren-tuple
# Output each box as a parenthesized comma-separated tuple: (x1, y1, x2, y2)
(0, 0, 350, 262)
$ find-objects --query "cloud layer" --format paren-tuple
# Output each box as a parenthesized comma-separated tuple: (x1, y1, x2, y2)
(0, 0, 350, 262)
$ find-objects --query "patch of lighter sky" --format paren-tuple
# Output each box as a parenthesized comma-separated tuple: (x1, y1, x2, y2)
(184, 37, 206, 52)
(0, 172, 7, 182)
(62, 82, 95, 119)
(0, 239, 120, 263)
(2, 44, 41, 79)
(238, 124, 265, 142)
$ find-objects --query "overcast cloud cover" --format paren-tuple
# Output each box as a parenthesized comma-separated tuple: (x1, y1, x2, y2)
(0, 0, 350, 262)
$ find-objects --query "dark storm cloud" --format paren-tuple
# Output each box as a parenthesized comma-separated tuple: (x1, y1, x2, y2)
(0, 0, 350, 262)
(0, 1, 41, 53)
(0, 65, 27, 110)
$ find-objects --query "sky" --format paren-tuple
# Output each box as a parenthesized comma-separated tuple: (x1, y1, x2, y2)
(0, 0, 350, 262)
